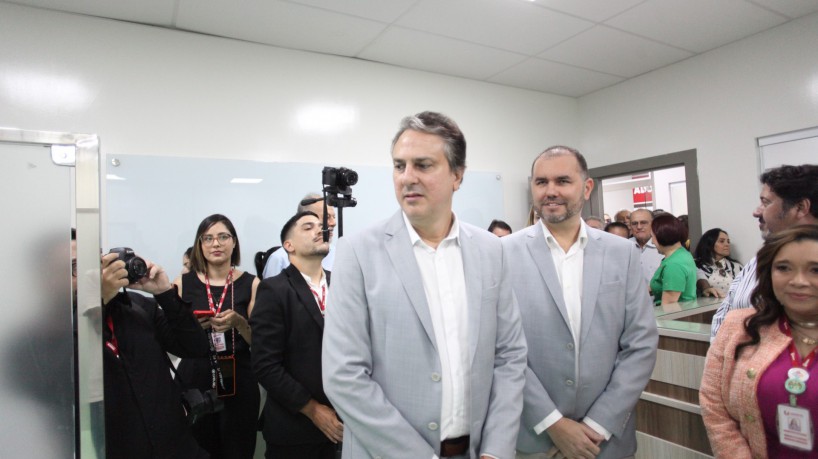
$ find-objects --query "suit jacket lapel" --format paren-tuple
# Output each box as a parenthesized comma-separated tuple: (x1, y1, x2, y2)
(459, 224, 482, 365)
(384, 211, 437, 350)
(526, 224, 572, 329)
(285, 264, 324, 331)
(580, 232, 602, 344)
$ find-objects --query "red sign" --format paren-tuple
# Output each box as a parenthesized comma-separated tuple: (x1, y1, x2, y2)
(633, 186, 653, 208)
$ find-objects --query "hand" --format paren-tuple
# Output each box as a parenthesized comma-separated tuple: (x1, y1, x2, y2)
(101, 253, 129, 304)
(128, 258, 173, 295)
(702, 287, 724, 298)
(546, 418, 602, 459)
(211, 309, 245, 333)
(198, 316, 213, 330)
(300, 400, 343, 443)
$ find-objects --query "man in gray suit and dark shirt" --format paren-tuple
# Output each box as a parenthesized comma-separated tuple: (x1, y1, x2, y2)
(504, 146, 657, 459)
(322, 111, 527, 459)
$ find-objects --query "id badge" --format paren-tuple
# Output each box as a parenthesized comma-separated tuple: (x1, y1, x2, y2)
(777, 404, 814, 451)
(211, 332, 227, 352)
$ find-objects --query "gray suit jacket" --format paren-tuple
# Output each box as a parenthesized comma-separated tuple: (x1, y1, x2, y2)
(503, 224, 657, 458)
(322, 211, 527, 459)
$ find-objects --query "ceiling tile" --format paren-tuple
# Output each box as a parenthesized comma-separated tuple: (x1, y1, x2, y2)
(359, 26, 528, 81)
(746, 0, 818, 19)
(5, 0, 177, 25)
(539, 25, 693, 77)
(281, 0, 418, 23)
(489, 57, 624, 97)
(395, 0, 593, 55)
(605, 0, 788, 53)
(176, 0, 387, 56)
(531, 0, 646, 23)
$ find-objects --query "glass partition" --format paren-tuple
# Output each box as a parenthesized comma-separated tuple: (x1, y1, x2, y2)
(0, 128, 101, 458)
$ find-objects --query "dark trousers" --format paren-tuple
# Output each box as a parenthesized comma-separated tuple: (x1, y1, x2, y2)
(265, 442, 337, 459)
(191, 358, 260, 459)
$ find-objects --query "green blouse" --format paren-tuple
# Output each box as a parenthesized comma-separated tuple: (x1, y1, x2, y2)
(650, 247, 697, 305)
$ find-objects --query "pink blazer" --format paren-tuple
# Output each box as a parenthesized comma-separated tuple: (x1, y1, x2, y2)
(700, 309, 791, 459)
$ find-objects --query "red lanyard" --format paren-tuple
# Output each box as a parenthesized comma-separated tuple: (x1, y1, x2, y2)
(309, 284, 326, 315)
(205, 268, 234, 314)
(783, 319, 818, 369)
(105, 315, 120, 358)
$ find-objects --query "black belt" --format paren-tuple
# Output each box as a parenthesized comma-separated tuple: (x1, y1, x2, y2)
(440, 435, 469, 457)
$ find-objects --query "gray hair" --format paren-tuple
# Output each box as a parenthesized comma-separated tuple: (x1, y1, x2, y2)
(391, 111, 467, 176)
(296, 193, 323, 213)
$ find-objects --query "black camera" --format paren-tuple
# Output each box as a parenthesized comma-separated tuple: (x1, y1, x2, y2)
(108, 247, 148, 283)
(181, 388, 224, 425)
(322, 167, 358, 190)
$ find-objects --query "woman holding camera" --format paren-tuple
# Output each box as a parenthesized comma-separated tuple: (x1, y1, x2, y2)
(174, 214, 260, 459)
(701, 225, 818, 457)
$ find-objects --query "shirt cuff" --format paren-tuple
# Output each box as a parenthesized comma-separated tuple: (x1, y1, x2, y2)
(582, 417, 612, 441)
(534, 409, 563, 435)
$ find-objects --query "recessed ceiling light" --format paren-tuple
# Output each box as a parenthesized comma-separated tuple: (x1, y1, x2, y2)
(230, 178, 263, 184)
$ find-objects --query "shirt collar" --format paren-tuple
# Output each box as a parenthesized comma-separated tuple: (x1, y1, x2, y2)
(630, 236, 657, 249)
(402, 211, 461, 248)
(301, 270, 327, 288)
(540, 219, 589, 251)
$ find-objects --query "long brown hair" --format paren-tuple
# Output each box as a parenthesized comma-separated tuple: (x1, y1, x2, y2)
(189, 214, 241, 275)
(735, 225, 818, 358)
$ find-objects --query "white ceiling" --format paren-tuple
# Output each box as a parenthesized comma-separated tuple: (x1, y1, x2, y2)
(6, 0, 818, 97)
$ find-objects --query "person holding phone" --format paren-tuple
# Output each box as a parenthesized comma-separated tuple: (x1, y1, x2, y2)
(173, 214, 261, 459)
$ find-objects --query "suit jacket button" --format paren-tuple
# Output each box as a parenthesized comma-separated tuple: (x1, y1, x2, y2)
(428, 422, 439, 431)
(566, 343, 574, 350)
(566, 379, 574, 386)
(431, 372, 441, 382)
(747, 368, 756, 379)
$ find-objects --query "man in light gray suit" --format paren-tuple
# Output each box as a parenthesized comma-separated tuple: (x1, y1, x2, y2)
(322, 111, 527, 459)
(504, 146, 657, 459)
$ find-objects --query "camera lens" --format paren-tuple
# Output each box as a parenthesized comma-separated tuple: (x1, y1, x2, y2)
(128, 257, 148, 282)
(339, 169, 358, 187)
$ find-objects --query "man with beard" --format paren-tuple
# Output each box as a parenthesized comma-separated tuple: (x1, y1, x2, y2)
(503, 146, 657, 459)
(709, 164, 818, 341)
(251, 211, 342, 458)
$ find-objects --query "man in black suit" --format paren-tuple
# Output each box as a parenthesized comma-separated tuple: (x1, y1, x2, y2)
(251, 211, 343, 459)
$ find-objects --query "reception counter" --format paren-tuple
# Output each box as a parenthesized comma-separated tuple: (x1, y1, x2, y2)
(635, 297, 721, 459)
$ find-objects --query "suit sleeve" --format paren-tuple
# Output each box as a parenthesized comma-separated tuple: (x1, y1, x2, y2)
(699, 314, 753, 458)
(322, 237, 435, 458)
(479, 244, 528, 459)
(250, 281, 312, 414)
(150, 288, 209, 358)
(584, 246, 658, 438)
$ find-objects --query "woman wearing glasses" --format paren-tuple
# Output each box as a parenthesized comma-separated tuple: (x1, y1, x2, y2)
(694, 228, 743, 298)
(174, 214, 260, 459)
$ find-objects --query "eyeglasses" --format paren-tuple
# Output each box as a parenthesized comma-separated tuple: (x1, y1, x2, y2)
(630, 220, 651, 227)
(200, 233, 233, 245)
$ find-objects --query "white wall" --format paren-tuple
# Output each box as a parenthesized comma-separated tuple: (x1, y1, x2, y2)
(0, 3, 578, 231)
(653, 166, 686, 214)
(578, 12, 818, 262)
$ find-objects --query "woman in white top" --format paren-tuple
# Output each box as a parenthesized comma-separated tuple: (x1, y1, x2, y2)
(694, 228, 743, 298)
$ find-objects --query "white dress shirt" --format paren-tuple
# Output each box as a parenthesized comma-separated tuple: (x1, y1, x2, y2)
(534, 221, 612, 441)
(630, 236, 664, 285)
(301, 270, 329, 315)
(403, 212, 471, 442)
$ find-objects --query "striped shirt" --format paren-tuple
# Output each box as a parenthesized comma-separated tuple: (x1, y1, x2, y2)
(709, 256, 757, 342)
